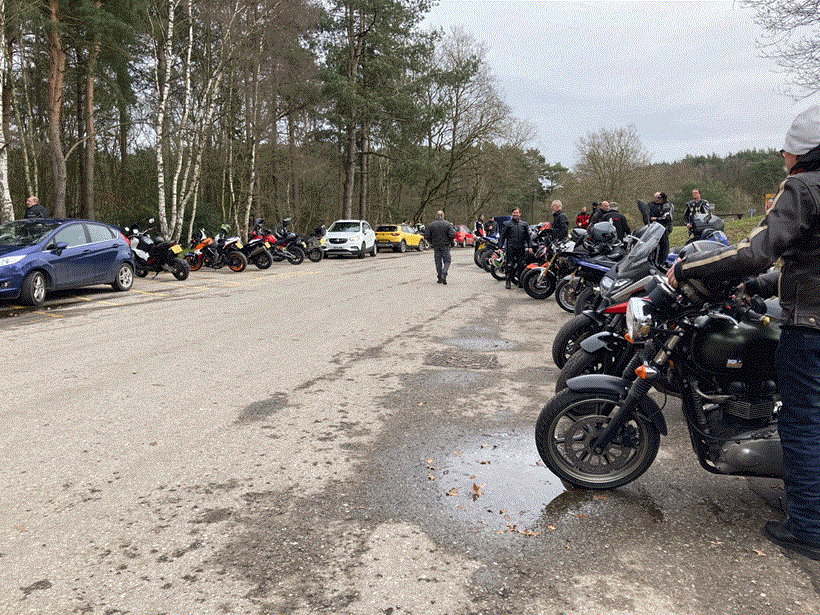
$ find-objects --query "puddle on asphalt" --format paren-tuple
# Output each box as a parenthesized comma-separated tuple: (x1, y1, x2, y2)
(446, 337, 520, 352)
(424, 370, 487, 386)
(434, 430, 566, 530)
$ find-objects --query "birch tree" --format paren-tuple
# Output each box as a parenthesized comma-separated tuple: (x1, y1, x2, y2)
(0, 0, 12, 222)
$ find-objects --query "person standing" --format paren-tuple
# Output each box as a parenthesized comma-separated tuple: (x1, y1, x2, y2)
(498, 207, 531, 289)
(550, 200, 569, 241)
(424, 210, 456, 284)
(474, 215, 485, 237)
(588, 201, 606, 227)
(683, 188, 710, 230)
(668, 105, 820, 560)
(575, 206, 590, 229)
(24, 196, 47, 219)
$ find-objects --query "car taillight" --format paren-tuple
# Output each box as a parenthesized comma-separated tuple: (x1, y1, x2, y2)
(120, 232, 130, 244)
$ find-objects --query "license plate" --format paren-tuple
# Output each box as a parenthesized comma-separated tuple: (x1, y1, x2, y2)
(171, 244, 182, 254)
(264, 242, 270, 248)
(236, 242, 243, 248)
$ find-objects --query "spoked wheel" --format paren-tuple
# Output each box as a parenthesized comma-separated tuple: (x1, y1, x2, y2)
(111, 263, 134, 291)
(556, 278, 581, 313)
(535, 390, 660, 489)
(551, 313, 600, 368)
(524, 269, 556, 299)
(21, 270, 47, 306)
(227, 251, 248, 272)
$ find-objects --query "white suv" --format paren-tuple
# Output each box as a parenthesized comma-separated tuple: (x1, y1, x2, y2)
(322, 220, 377, 258)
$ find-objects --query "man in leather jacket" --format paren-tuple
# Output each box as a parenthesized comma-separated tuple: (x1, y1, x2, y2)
(668, 105, 820, 560)
(498, 207, 531, 289)
(550, 200, 569, 242)
(424, 210, 456, 284)
(683, 188, 710, 230)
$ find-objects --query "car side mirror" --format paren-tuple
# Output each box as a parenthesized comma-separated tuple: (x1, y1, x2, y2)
(49, 241, 68, 253)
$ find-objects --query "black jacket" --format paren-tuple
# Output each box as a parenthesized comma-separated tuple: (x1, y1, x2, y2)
(551, 211, 569, 241)
(683, 199, 709, 225)
(677, 160, 820, 330)
(601, 210, 630, 239)
(499, 218, 531, 251)
(424, 218, 456, 249)
(24, 204, 48, 219)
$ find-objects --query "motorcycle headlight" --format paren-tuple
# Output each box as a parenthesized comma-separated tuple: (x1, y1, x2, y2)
(0, 254, 25, 268)
(626, 297, 653, 341)
(600, 276, 613, 292)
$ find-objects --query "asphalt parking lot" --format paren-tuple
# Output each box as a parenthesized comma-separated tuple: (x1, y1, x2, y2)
(2, 247, 819, 615)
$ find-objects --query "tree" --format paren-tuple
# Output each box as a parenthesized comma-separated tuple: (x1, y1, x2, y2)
(573, 125, 650, 223)
(0, 0, 12, 222)
(741, 0, 820, 99)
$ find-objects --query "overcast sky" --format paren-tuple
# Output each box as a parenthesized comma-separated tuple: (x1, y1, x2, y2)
(423, 0, 820, 167)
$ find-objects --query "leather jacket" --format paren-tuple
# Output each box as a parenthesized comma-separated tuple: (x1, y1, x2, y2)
(675, 168, 820, 330)
(425, 218, 456, 249)
(683, 199, 709, 225)
(499, 218, 531, 251)
(551, 211, 569, 241)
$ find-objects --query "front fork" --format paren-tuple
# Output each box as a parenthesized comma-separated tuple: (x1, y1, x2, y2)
(591, 330, 682, 452)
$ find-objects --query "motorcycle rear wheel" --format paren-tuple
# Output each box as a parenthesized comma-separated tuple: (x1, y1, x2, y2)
(535, 389, 660, 490)
(252, 249, 273, 269)
(172, 257, 190, 281)
(490, 262, 506, 281)
(307, 247, 323, 262)
(134, 263, 148, 278)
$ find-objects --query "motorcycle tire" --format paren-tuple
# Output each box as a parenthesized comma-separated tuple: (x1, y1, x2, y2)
(535, 388, 660, 490)
(252, 249, 273, 269)
(555, 278, 580, 313)
(185, 253, 203, 272)
(524, 269, 556, 300)
(474, 246, 485, 267)
(307, 246, 323, 262)
(554, 345, 634, 393)
(227, 251, 247, 272)
(573, 286, 596, 315)
(134, 263, 148, 278)
(551, 313, 600, 368)
(490, 262, 506, 281)
(287, 245, 305, 265)
(171, 257, 190, 280)
(479, 249, 494, 272)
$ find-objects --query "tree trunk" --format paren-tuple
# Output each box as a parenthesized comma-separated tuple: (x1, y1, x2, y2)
(82, 0, 101, 220)
(47, 0, 67, 218)
(342, 122, 356, 219)
(0, 0, 11, 222)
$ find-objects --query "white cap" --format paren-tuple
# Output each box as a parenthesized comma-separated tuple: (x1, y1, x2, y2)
(782, 106, 820, 156)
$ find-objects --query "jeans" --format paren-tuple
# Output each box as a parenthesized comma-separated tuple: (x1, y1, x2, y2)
(775, 327, 820, 544)
(433, 247, 451, 278)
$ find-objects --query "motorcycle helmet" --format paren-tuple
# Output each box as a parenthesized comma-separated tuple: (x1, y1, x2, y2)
(570, 227, 587, 244)
(220, 223, 231, 235)
(588, 221, 617, 244)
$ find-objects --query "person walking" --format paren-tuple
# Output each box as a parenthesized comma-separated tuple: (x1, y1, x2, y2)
(550, 200, 569, 241)
(424, 210, 456, 284)
(668, 105, 820, 560)
(498, 207, 531, 289)
(24, 196, 47, 219)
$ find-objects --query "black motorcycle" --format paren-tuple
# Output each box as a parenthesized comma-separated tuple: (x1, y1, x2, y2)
(536, 276, 783, 490)
(124, 222, 190, 280)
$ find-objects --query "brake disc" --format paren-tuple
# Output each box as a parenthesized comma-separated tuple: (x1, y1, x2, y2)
(563, 414, 635, 474)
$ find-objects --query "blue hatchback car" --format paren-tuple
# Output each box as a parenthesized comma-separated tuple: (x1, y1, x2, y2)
(0, 218, 135, 306)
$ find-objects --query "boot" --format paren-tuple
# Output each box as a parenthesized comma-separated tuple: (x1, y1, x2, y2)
(505, 278, 511, 289)
(442, 275, 447, 285)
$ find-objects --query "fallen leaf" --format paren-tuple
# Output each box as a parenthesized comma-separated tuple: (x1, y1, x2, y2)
(426, 458, 434, 465)
(428, 475, 435, 481)
(479, 460, 491, 465)
(535, 461, 545, 466)
(446, 488, 458, 496)
(418, 402, 425, 406)
(752, 549, 766, 556)
(547, 525, 556, 530)
(575, 514, 587, 518)
(480, 444, 487, 448)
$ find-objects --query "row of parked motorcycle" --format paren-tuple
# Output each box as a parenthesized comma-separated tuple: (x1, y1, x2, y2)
(476, 204, 787, 495)
(123, 218, 326, 281)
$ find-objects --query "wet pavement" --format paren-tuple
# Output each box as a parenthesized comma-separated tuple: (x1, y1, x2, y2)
(2, 249, 819, 614)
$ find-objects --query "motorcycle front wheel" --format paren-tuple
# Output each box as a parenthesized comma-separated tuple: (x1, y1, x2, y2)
(535, 389, 660, 489)
(524, 269, 556, 300)
(287, 245, 305, 265)
(555, 278, 580, 313)
(307, 246, 323, 262)
(252, 249, 273, 269)
(551, 313, 600, 368)
(573, 286, 597, 315)
(185, 252, 203, 272)
(227, 252, 247, 272)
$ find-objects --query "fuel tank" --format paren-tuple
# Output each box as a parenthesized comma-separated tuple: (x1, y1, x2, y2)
(691, 312, 780, 382)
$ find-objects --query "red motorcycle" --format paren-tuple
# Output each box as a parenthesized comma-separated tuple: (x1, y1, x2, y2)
(250, 219, 304, 265)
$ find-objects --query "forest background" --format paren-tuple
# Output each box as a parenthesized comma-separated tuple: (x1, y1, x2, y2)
(0, 0, 791, 241)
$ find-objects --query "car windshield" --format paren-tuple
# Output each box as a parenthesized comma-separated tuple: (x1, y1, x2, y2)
(0, 220, 61, 247)
(329, 221, 361, 232)
(377, 226, 397, 232)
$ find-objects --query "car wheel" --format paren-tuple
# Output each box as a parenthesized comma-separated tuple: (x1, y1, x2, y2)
(370, 243, 377, 257)
(20, 270, 47, 306)
(460, 240, 465, 248)
(112, 263, 134, 291)
(358, 243, 366, 258)
(399, 240, 406, 253)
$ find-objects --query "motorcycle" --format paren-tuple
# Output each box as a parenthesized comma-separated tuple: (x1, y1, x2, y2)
(298, 225, 326, 262)
(186, 227, 248, 272)
(124, 221, 190, 280)
(237, 223, 273, 269)
(536, 275, 784, 490)
(250, 219, 305, 265)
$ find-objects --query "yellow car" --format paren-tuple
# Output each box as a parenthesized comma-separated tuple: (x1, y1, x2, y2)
(375, 223, 424, 253)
